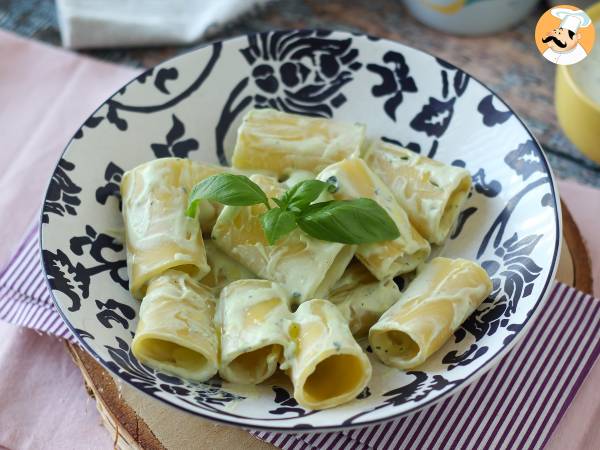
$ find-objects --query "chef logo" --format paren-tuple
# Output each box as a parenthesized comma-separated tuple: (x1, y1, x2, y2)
(535, 5, 595, 65)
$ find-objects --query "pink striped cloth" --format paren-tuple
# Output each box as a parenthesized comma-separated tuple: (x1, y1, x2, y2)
(2, 222, 600, 449)
(0, 223, 72, 341)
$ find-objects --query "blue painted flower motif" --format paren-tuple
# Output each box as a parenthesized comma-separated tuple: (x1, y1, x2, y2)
(504, 140, 545, 181)
(43, 224, 130, 312)
(43, 158, 81, 224)
(452, 159, 502, 198)
(96, 162, 124, 211)
(410, 97, 456, 138)
(95, 298, 136, 329)
(161, 384, 190, 396)
(269, 386, 308, 416)
(75, 44, 221, 138)
(151, 114, 199, 158)
(367, 51, 417, 121)
(478, 94, 512, 127)
(42, 248, 90, 312)
(193, 379, 246, 406)
(73, 116, 104, 139)
(154, 67, 179, 94)
(382, 372, 457, 405)
(70, 225, 128, 291)
(240, 30, 362, 117)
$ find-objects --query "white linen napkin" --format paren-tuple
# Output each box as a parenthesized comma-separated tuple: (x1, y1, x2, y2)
(56, 0, 273, 49)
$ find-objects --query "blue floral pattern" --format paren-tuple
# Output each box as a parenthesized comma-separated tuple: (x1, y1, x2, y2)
(42, 158, 81, 224)
(367, 51, 417, 121)
(151, 114, 199, 158)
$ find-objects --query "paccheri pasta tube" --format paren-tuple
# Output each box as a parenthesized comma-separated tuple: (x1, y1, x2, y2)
(369, 257, 492, 369)
(285, 299, 372, 410)
(328, 260, 400, 337)
(332, 279, 400, 338)
(328, 259, 378, 298)
(121, 158, 228, 299)
(231, 108, 365, 177)
(132, 270, 218, 382)
(211, 174, 356, 302)
(317, 158, 430, 280)
(365, 140, 472, 244)
(217, 279, 291, 384)
(200, 241, 256, 293)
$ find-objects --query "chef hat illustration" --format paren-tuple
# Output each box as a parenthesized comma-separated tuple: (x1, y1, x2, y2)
(551, 7, 592, 33)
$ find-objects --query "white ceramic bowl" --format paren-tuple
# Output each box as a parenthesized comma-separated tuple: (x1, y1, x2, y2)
(40, 30, 561, 431)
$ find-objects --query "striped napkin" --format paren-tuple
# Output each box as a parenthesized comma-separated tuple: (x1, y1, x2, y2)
(2, 222, 600, 449)
(0, 223, 72, 341)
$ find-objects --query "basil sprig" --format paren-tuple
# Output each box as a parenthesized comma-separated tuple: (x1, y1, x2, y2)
(187, 174, 400, 245)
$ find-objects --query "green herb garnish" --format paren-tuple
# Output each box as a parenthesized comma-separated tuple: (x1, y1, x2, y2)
(187, 174, 400, 245)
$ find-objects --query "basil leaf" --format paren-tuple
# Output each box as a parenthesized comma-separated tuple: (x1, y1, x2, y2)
(279, 180, 332, 212)
(186, 174, 268, 217)
(297, 198, 400, 244)
(260, 207, 298, 245)
(271, 197, 285, 209)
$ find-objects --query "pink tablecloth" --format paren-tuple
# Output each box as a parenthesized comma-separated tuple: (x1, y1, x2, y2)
(1, 29, 600, 450)
(0, 30, 138, 450)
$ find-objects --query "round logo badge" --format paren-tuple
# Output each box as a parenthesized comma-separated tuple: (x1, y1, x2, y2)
(535, 5, 595, 65)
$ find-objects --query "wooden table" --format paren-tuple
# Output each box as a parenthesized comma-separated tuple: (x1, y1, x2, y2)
(1, 0, 599, 187)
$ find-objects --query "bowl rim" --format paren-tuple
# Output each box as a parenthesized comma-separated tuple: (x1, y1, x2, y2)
(39, 29, 562, 432)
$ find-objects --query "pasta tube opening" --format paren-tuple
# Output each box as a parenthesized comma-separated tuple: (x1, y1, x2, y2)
(287, 299, 371, 410)
(370, 330, 420, 362)
(303, 354, 367, 404)
(226, 344, 283, 384)
(134, 337, 210, 374)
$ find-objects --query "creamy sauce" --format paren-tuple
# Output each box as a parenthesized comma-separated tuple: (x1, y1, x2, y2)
(316, 158, 430, 279)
